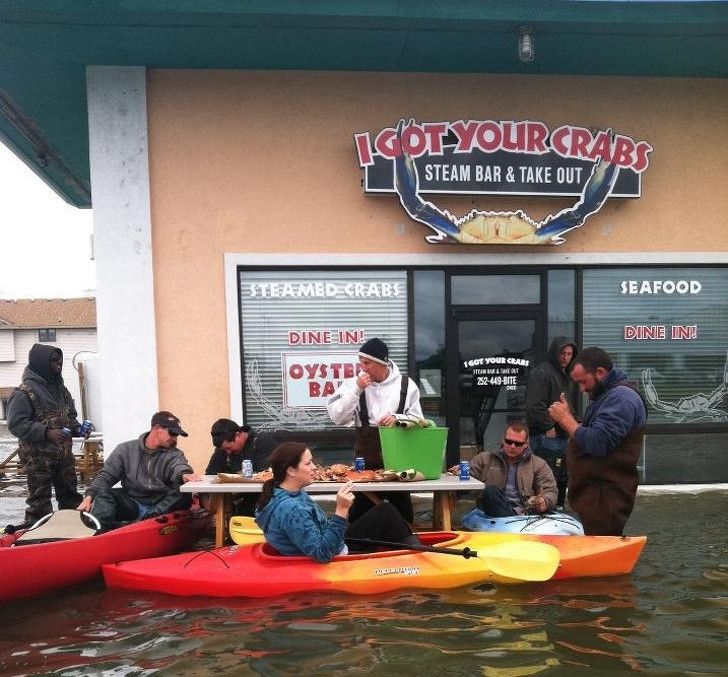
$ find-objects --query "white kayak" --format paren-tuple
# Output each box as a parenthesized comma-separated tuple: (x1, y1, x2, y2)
(461, 508, 585, 536)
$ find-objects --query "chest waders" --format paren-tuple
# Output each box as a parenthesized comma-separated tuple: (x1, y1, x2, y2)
(15, 383, 81, 523)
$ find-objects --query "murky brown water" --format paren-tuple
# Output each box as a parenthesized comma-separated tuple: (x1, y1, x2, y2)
(2, 433, 727, 676)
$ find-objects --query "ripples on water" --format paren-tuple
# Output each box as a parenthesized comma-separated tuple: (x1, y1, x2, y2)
(1, 493, 727, 676)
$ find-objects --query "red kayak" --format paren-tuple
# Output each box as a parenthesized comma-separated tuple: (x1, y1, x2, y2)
(102, 530, 645, 598)
(0, 509, 210, 604)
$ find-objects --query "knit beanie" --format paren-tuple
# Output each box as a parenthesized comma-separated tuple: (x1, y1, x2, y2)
(358, 337, 389, 365)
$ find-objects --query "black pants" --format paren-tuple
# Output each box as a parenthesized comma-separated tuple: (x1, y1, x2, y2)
(348, 491, 413, 524)
(232, 493, 259, 516)
(345, 502, 416, 552)
(90, 488, 192, 530)
(477, 485, 518, 517)
(19, 440, 82, 524)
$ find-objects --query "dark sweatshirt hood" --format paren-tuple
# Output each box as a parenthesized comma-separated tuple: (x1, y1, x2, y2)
(547, 336, 577, 371)
(27, 343, 63, 384)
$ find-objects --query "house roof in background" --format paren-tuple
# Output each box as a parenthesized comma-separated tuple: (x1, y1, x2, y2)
(1, 1, 727, 208)
(0, 298, 96, 329)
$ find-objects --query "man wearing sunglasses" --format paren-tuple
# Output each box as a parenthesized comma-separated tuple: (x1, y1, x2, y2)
(451, 421, 557, 517)
(77, 411, 200, 530)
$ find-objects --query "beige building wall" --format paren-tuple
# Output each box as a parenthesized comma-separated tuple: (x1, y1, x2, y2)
(146, 69, 728, 469)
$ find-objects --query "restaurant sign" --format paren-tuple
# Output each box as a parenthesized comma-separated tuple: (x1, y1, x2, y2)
(354, 118, 653, 245)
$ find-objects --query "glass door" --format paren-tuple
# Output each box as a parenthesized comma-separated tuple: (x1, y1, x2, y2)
(446, 310, 541, 461)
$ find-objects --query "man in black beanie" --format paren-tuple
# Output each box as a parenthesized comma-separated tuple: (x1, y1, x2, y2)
(6, 344, 84, 524)
(327, 336, 422, 522)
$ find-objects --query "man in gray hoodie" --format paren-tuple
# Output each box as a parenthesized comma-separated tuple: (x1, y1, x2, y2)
(7, 344, 84, 524)
(77, 411, 199, 529)
(525, 337, 578, 508)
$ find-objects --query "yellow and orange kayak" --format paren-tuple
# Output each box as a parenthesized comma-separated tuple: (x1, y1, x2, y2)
(460, 531, 646, 580)
(229, 516, 646, 581)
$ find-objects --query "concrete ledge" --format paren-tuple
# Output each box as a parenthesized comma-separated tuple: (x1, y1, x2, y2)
(312, 484, 728, 505)
(637, 483, 728, 494)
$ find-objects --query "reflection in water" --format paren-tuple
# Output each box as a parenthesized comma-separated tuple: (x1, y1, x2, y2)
(1, 493, 727, 676)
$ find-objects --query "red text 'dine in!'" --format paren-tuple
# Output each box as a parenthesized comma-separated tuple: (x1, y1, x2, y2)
(288, 329, 365, 346)
(624, 325, 698, 340)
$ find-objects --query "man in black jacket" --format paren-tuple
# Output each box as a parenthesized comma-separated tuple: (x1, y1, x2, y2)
(205, 418, 279, 472)
(205, 418, 277, 516)
(525, 337, 578, 508)
(6, 344, 84, 524)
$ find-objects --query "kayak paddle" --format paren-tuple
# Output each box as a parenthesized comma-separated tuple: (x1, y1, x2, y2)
(345, 537, 560, 582)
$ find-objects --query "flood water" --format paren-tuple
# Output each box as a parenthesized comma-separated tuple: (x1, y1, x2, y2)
(2, 433, 728, 676)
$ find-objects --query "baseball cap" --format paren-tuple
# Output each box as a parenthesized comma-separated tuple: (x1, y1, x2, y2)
(150, 411, 188, 437)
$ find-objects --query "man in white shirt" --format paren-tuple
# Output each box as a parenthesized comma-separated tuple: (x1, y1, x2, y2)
(327, 337, 422, 522)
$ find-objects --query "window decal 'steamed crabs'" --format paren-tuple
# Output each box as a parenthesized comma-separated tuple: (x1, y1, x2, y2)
(641, 351, 728, 423)
(393, 120, 620, 245)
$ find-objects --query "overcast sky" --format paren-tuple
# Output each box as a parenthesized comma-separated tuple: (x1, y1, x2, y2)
(0, 142, 95, 300)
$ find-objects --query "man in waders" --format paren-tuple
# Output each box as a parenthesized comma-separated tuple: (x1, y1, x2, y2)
(548, 347, 646, 536)
(327, 337, 422, 522)
(6, 344, 84, 525)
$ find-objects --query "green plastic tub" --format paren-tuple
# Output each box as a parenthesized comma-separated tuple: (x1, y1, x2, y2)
(378, 427, 449, 479)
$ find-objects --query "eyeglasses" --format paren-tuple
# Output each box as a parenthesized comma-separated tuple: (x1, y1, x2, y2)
(503, 438, 526, 447)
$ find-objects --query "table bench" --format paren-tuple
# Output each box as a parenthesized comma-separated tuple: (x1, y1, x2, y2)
(181, 474, 484, 547)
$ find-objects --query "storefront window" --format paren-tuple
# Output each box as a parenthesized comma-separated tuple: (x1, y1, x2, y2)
(451, 275, 540, 305)
(582, 268, 728, 426)
(414, 270, 445, 425)
(238, 269, 408, 430)
(547, 269, 575, 344)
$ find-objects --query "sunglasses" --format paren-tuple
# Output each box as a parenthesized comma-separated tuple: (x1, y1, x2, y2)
(503, 438, 526, 447)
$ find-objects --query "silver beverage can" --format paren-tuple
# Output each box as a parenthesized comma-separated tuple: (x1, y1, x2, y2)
(459, 461, 470, 481)
(354, 457, 365, 471)
(242, 459, 254, 478)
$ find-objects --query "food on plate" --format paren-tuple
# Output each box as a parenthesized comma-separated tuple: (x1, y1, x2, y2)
(311, 465, 399, 482)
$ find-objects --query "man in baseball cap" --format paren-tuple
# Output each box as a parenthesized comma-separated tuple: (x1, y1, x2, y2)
(77, 410, 198, 529)
(151, 410, 189, 437)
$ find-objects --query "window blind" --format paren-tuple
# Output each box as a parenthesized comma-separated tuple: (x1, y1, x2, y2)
(582, 268, 728, 425)
(239, 269, 408, 429)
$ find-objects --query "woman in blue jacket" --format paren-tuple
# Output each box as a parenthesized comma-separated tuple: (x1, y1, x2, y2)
(255, 442, 420, 562)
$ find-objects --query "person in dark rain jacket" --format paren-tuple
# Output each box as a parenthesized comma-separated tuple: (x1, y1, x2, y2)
(525, 337, 578, 508)
(6, 344, 84, 525)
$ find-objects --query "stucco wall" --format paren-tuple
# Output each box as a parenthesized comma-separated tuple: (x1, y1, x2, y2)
(146, 69, 728, 469)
